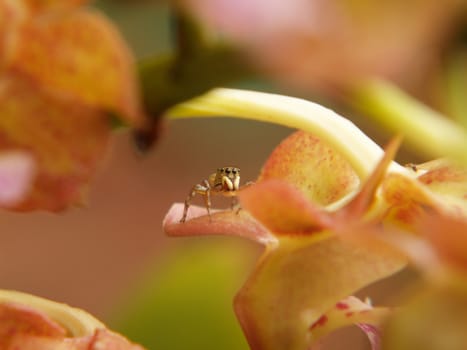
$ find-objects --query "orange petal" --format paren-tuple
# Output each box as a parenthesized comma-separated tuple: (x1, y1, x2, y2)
(163, 203, 275, 245)
(23, 0, 87, 12)
(9, 8, 143, 125)
(239, 179, 333, 235)
(0, 303, 145, 350)
(259, 131, 360, 207)
(235, 236, 405, 350)
(90, 329, 146, 350)
(418, 213, 467, 273)
(9, 330, 145, 350)
(0, 0, 25, 69)
(0, 302, 67, 347)
(0, 75, 110, 211)
(381, 173, 440, 228)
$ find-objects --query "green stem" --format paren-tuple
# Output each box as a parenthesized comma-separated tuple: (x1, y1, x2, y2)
(444, 50, 467, 128)
(352, 80, 467, 164)
(166, 88, 407, 180)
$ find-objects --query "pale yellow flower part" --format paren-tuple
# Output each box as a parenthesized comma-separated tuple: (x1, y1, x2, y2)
(0, 289, 104, 336)
(167, 88, 410, 183)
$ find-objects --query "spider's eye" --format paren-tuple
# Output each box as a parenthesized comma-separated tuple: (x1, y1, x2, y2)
(226, 168, 231, 174)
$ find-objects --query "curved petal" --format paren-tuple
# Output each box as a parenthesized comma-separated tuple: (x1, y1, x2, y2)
(259, 131, 360, 207)
(163, 203, 275, 245)
(239, 179, 332, 235)
(234, 236, 406, 350)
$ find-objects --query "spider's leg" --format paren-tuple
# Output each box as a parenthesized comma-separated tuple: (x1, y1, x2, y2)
(201, 179, 212, 221)
(180, 182, 208, 223)
(230, 196, 239, 211)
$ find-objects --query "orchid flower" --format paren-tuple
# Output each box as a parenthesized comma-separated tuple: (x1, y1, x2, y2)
(0, 290, 145, 350)
(163, 88, 467, 349)
(0, 0, 145, 211)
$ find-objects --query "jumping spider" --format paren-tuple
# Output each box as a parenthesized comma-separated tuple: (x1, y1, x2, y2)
(180, 166, 251, 223)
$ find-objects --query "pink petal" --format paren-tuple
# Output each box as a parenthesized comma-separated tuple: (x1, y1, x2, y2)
(357, 323, 381, 350)
(0, 151, 36, 207)
(417, 213, 467, 272)
(163, 203, 275, 245)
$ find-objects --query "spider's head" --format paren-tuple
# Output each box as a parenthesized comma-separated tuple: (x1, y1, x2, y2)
(216, 167, 240, 191)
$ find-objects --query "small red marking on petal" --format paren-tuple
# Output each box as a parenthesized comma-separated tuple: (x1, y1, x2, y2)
(336, 302, 349, 310)
(309, 315, 328, 330)
(345, 312, 354, 317)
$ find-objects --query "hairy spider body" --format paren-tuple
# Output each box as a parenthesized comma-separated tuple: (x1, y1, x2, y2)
(180, 166, 245, 223)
